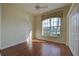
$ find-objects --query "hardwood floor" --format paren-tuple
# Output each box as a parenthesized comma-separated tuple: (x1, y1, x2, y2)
(1, 39, 73, 56)
(0, 50, 1, 56)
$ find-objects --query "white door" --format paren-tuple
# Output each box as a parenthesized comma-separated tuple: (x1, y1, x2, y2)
(69, 4, 79, 56)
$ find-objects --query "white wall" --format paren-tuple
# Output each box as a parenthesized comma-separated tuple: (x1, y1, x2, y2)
(0, 4, 2, 49)
(1, 4, 34, 49)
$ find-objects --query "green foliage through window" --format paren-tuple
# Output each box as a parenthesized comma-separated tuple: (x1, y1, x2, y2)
(42, 17, 61, 37)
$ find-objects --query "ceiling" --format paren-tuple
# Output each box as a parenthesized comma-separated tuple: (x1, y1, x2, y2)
(15, 3, 70, 15)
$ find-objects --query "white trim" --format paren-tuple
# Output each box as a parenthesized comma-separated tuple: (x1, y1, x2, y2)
(66, 3, 75, 54)
(1, 40, 26, 50)
(66, 3, 76, 46)
(38, 39, 65, 44)
(67, 4, 76, 17)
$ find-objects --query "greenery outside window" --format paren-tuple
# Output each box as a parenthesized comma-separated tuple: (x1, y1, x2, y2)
(42, 17, 61, 37)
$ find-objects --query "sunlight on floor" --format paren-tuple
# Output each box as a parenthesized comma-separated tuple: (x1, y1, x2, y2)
(26, 31, 32, 50)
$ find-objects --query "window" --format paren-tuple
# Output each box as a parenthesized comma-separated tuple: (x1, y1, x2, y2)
(42, 17, 61, 37)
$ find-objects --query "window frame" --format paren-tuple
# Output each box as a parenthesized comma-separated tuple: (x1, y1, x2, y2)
(42, 17, 61, 37)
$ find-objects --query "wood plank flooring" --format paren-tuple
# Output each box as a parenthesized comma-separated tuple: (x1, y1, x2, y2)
(0, 50, 1, 56)
(1, 39, 73, 56)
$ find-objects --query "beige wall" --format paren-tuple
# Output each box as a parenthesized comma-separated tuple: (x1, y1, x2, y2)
(1, 4, 34, 49)
(0, 4, 2, 49)
(33, 5, 71, 44)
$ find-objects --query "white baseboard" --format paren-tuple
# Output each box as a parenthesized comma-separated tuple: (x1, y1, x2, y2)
(1, 40, 26, 50)
(38, 39, 65, 45)
(1, 39, 65, 50)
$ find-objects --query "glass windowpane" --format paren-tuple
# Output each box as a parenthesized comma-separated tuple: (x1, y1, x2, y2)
(42, 17, 61, 37)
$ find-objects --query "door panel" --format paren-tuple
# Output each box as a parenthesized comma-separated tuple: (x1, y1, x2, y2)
(69, 4, 79, 56)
